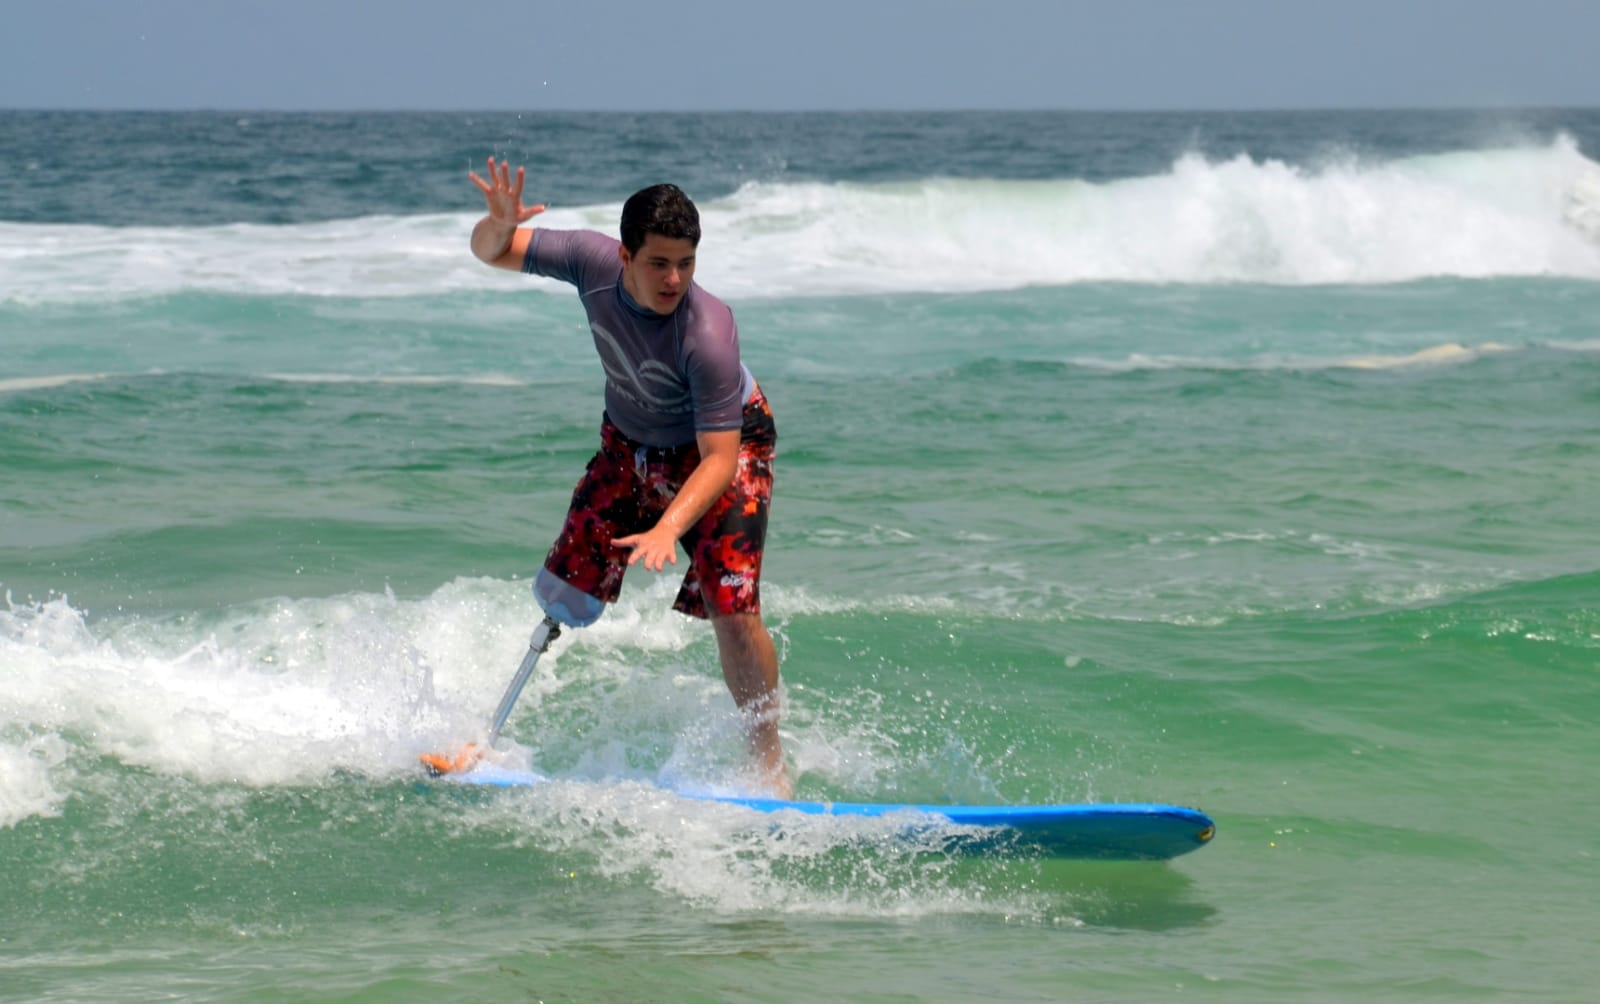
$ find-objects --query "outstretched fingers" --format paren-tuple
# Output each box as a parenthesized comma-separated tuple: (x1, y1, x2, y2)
(468, 156, 511, 195)
(468, 157, 546, 223)
(505, 163, 547, 221)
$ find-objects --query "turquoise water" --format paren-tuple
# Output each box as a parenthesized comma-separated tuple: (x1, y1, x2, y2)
(3, 110, 1600, 1001)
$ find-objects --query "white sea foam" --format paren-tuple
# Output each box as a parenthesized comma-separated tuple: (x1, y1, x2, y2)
(466, 778, 1039, 918)
(1060, 340, 1522, 374)
(0, 582, 615, 808)
(0, 372, 530, 396)
(0, 584, 1039, 917)
(0, 579, 912, 826)
(3, 139, 1598, 304)
(261, 372, 527, 387)
(0, 373, 114, 393)
(0, 734, 70, 829)
(1337, 341, 1513, 370)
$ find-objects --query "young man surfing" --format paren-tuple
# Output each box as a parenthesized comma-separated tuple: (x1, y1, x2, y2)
(468, 159, 790, 797)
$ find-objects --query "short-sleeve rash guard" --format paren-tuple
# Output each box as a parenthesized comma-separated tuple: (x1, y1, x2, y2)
(523, 228, 754, 448)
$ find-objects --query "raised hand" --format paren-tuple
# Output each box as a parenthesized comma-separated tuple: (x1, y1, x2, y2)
(468, 157, 546, 225)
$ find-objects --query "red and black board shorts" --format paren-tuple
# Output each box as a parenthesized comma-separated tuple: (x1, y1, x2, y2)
(543, 385, 776, 620)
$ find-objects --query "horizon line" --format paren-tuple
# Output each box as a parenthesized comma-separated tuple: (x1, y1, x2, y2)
(4, 103, 1599, 116)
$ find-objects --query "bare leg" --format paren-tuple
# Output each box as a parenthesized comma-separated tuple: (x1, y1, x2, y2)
(711, 612, 791, 798)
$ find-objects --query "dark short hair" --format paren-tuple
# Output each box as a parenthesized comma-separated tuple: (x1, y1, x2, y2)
(620, 184, 701, 253)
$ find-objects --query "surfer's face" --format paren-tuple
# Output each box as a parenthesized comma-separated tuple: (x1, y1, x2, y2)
(620, 234, 697, 314)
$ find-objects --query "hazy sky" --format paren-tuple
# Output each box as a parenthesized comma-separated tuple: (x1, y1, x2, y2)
(4, 0, 1599, 112)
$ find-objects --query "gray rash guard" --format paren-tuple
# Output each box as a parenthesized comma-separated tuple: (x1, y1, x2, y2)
(522, 228, 755, 448)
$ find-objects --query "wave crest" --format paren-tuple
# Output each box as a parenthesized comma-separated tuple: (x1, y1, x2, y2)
(3, 138, 1598, 303)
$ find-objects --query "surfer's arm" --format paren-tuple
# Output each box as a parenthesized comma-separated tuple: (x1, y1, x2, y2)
(471, 218, 535, 270)
(614, 428, 740, 573)
(468, 157, 545, 270)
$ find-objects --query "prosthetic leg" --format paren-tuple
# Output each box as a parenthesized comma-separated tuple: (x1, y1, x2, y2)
(420, 569, 605, 775)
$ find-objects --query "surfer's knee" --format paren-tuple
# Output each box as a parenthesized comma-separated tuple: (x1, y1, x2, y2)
(712, 612, 773, 660)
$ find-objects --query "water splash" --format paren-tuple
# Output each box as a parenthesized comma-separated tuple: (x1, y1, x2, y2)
(5, 138, 1598, 304)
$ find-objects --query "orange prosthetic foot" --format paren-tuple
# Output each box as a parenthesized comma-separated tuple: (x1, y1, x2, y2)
(419, 743, 481, 777)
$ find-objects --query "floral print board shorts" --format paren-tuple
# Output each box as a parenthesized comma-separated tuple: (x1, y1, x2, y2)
(543, 386, 776, 620)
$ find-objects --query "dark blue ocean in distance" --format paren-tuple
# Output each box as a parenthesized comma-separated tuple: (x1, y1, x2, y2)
(3, 108, 1600, 1002)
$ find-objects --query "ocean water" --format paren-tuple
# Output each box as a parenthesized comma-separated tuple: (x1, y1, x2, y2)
(3, 108, 1600, 1002)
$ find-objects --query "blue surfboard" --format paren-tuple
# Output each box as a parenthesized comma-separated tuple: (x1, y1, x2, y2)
(442, 764, 1215, 860)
